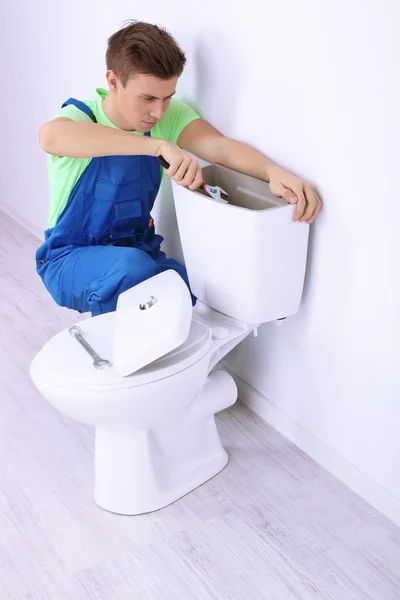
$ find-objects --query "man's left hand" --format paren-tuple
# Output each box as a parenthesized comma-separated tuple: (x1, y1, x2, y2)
(177, 120, 322, 223)
(267, 165, 322, 224)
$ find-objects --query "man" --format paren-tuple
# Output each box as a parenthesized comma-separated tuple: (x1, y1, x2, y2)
(37, 20, 321, 317)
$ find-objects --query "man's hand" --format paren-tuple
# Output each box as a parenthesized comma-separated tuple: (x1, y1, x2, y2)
(177, 120, 322, 224)
(157, 141, 203, 190)
(267, 165, 322, 224)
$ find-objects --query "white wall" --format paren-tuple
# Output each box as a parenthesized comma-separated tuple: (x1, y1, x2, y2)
(2, 1, 400, 523)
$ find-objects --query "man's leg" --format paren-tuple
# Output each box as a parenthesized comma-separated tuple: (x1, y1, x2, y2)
(43, 245, 162, 316)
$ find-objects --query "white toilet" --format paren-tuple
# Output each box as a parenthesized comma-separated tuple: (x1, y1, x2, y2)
(30, 165, 309, 516)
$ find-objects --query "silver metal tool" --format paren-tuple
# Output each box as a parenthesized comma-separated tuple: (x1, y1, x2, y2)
(199, 182, 229, 204)
(157, 156, 229, 203)
(68, 325, 111, 369)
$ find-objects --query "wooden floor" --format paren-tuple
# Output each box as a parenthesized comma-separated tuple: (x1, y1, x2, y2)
(1, 209, 400, 600)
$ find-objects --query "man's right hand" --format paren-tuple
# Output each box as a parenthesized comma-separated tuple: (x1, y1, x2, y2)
(156, 141, 203, 191)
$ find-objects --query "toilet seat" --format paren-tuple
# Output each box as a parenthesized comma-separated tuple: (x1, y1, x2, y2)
(32, 312, 212, 391)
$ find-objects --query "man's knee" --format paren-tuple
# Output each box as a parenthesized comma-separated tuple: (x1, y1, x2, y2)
(116, 249, 161, 283)
(88, 249, 161, 315)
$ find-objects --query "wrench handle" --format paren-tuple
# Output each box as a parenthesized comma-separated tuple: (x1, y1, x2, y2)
(157, 156, 206, 192)
(75, 334, 101, 360)
(69, 326, 100, 360)
(157, 155, 170, 169)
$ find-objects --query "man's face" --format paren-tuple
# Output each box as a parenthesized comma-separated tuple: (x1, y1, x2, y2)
(107, 71, 178, 131)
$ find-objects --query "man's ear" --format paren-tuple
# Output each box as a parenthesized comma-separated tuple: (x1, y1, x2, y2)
(106, 70, 119, 92)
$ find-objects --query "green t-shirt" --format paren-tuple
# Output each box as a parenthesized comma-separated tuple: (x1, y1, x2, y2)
(46, 88, 201, 228)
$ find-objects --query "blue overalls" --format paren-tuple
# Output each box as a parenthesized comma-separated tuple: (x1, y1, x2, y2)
(36, 98, 195, 316)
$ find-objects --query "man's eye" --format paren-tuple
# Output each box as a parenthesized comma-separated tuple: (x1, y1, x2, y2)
(143, 97, 153, 101)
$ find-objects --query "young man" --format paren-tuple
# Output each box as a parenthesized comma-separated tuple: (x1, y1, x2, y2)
(37, 20, 321, 317)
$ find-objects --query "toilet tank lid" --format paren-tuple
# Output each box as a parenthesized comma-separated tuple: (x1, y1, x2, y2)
(113, 269, 193, 377)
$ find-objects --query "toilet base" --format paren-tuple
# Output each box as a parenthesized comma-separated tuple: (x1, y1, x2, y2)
(93, 370, 237, 515)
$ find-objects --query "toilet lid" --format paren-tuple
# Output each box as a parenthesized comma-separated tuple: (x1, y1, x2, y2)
(113, 269, 193, 377)
(33, 313, 212, 391)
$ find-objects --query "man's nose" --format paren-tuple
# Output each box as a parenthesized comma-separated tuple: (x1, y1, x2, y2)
(150, 102, 164, 120)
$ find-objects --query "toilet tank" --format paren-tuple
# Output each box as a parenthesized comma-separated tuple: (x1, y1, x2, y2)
(171, 164, 310, 325)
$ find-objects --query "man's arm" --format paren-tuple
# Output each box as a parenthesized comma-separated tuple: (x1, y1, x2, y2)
(39, 118, 202, 191)
(178, 119, 322, 224)
(39, 117, 162, 158)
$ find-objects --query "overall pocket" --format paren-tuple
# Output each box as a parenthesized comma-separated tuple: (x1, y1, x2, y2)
(110, 170, 158, 240)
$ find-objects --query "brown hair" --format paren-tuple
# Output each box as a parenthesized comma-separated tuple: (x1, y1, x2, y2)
(106, 20, 186, 86)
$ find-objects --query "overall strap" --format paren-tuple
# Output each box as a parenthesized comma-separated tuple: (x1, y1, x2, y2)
(61, 98, 97, 123)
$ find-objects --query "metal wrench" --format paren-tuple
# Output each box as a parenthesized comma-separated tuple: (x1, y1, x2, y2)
(157, 156, 229, 203)
(68, 325, 111, 369)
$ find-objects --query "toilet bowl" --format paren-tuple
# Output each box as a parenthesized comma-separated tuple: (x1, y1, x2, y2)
(30, 289, 252, 515)
(31, 164, 310, 515)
